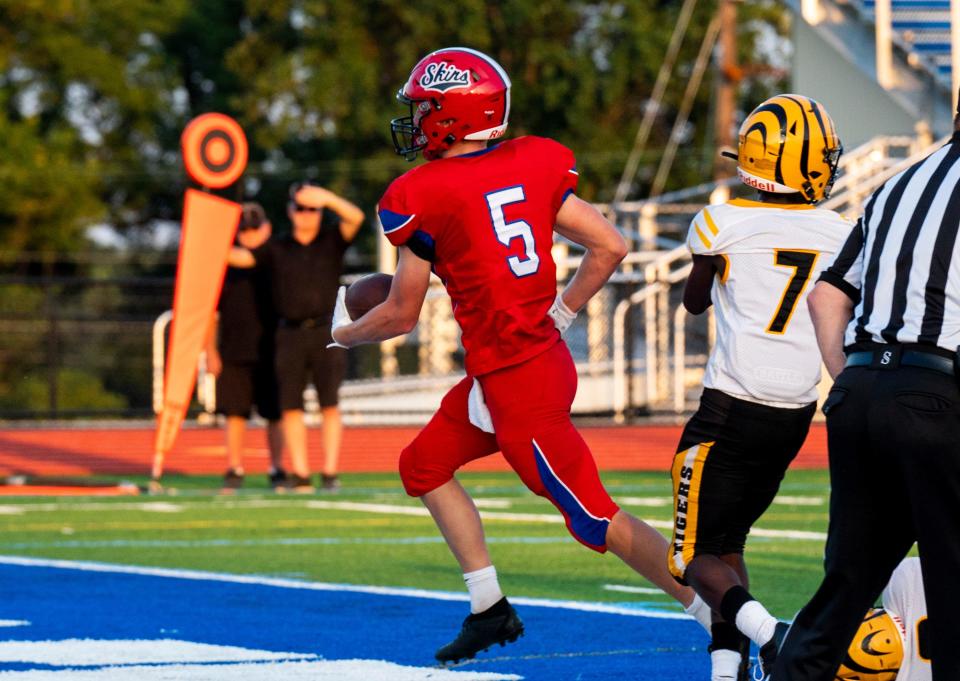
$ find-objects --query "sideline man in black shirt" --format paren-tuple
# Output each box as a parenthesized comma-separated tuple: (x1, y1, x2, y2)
(230, 183, 363, 492)
(205, 203, 284, 491)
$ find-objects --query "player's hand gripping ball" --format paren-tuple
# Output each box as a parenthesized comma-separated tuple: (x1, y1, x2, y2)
(328, 273, 394, 349)
(345, 273, 394, 319)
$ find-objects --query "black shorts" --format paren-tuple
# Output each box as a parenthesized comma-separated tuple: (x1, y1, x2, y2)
(216, 359, 281, 420)
(275, 326, 346, 411)
(668, 388, 815, 583)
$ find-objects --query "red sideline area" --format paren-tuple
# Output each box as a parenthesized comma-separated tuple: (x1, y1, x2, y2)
(0, 424, 828, 478)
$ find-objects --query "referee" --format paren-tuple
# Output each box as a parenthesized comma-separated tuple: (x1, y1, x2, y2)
(229, 183, 363, 492)
(771, 116, 960, 679)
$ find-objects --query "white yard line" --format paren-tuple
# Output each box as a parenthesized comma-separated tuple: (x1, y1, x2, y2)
(0, 536, 569, 550)
(603, 585, 665, 595)
(0, 658, 520, 680)
(0, 498, 826, 541)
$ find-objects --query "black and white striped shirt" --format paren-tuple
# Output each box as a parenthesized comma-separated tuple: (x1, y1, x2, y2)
(821, 132, 960, 352)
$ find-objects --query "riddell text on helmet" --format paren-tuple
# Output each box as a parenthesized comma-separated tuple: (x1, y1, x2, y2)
(742, 175, 777, 192)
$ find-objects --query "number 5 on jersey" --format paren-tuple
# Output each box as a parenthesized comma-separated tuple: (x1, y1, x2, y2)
(486, 186, 540, 277)
(766, 249, 819, 335)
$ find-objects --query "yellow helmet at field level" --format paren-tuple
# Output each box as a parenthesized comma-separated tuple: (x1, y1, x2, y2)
(734, 94, 842, 204)
(834, 608, 904, 681)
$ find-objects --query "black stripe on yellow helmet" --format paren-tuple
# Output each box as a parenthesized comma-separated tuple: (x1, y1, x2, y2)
(834, 608, 903, 681)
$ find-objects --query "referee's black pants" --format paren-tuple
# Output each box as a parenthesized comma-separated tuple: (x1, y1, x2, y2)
(773, 362, 960, 680)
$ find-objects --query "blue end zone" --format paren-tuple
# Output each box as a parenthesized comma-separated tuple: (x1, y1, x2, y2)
(0, 558, 710, 679)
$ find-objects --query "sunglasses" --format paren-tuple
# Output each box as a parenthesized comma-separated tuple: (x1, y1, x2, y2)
(292, 202, 322, 213)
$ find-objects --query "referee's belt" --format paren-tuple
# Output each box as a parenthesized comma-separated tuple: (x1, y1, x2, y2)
(845, 346, 955, 376)
(278, 317, 328, 329)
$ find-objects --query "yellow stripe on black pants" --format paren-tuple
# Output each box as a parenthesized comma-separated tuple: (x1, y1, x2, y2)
(668, 441, 714, 583)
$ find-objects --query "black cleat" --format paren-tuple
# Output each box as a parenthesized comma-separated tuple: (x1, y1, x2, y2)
(758, 621, 789, 678)
(435, 598, 524, 664)
(320, 473, 341, 492)
(267, 468, 288, 491)
(286, 474, 314, 494)
(221, 468, 244, 493)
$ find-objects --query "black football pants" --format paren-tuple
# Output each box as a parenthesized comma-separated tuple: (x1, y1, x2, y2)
(772, 363, 960, 680)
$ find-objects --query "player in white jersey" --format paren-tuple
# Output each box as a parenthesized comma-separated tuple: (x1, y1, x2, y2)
(665, 95, 850, 681)
(836, 557, 929, 681)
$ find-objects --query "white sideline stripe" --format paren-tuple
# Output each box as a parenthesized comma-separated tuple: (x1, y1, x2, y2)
(0, 555, 693, 622)
(0, 621, 29, 628)
(0, 497, 827, 541)
(618, 495, 824, 508)
(0, 507, 24, 515)
(133, 502, 184, 513)
(773, 495, 825, 506)
(0, 659, 520, 680)
(603, 585, 664, 595)
(0, 639, 312, 666)
(0, 536, 571, 550)
(307, 500, 566, 524)
(472, 498, 512, 509)
(310, 500, 827, 541)
(618, 497, 670, 507)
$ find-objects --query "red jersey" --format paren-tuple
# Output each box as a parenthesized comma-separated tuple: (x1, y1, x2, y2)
(378, 136, 579, 376)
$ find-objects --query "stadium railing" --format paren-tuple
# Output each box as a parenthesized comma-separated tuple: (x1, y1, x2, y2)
(142, 134, 946, 425)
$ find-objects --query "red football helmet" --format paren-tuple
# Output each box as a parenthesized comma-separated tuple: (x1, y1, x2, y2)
(391, 47, 511, 161)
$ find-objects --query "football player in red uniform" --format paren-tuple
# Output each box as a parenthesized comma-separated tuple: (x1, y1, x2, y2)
(330, 47, 709, 663)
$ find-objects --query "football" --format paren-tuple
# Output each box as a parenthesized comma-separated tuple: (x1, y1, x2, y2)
(345, 272, 393, 319)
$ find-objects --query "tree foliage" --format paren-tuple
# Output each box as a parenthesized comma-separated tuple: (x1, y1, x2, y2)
(0, 0, 786, 253)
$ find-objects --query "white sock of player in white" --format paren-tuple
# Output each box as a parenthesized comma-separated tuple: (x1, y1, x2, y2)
(464, 565, 503, 614)
(684, 592, 713, 633)
(735, 600, 777, 647)
(710, 649, 742, 681)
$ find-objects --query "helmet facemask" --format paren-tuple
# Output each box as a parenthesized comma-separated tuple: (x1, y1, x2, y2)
(390, 95, 430, 161)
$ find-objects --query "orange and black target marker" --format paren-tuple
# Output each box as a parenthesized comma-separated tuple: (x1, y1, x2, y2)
(181, 113, 249, 189)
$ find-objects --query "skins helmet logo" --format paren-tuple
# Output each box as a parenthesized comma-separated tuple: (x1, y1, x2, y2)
(418, 61, 472, 92)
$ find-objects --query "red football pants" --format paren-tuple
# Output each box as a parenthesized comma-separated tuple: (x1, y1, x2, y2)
(398, 341, 620, 552)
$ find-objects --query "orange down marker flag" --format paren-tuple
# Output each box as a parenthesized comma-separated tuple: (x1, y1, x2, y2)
(151, 114, 249, 485)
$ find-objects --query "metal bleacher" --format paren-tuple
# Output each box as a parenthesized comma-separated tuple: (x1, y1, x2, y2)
(854, 0, 954, 88)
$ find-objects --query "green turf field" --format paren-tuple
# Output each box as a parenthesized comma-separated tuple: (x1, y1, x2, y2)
(0, 469, 838, 617)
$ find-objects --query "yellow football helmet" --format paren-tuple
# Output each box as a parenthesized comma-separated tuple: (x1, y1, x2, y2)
(734, 94, 842, 204)
(835, 609, 904, 681)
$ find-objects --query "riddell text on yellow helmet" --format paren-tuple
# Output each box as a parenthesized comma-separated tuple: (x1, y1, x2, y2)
(835, 608, 904, 681)
(736, 94, 842, 204)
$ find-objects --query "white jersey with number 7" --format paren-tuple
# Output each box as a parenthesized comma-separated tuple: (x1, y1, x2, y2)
(687, 198, 853, 406)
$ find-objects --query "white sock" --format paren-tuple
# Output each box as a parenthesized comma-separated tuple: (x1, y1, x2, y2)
(735, 600, 777, 647)
(464, 565, 503, 614)
(684, 592, 713, 633)
(710, 649, 742, 681)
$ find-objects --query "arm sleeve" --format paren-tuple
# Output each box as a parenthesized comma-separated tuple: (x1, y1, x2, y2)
(686, 207, 725, 256)
(552, 142, 579, 210)
(817, 219, 865, 303)
(377, 176, 423, 247)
